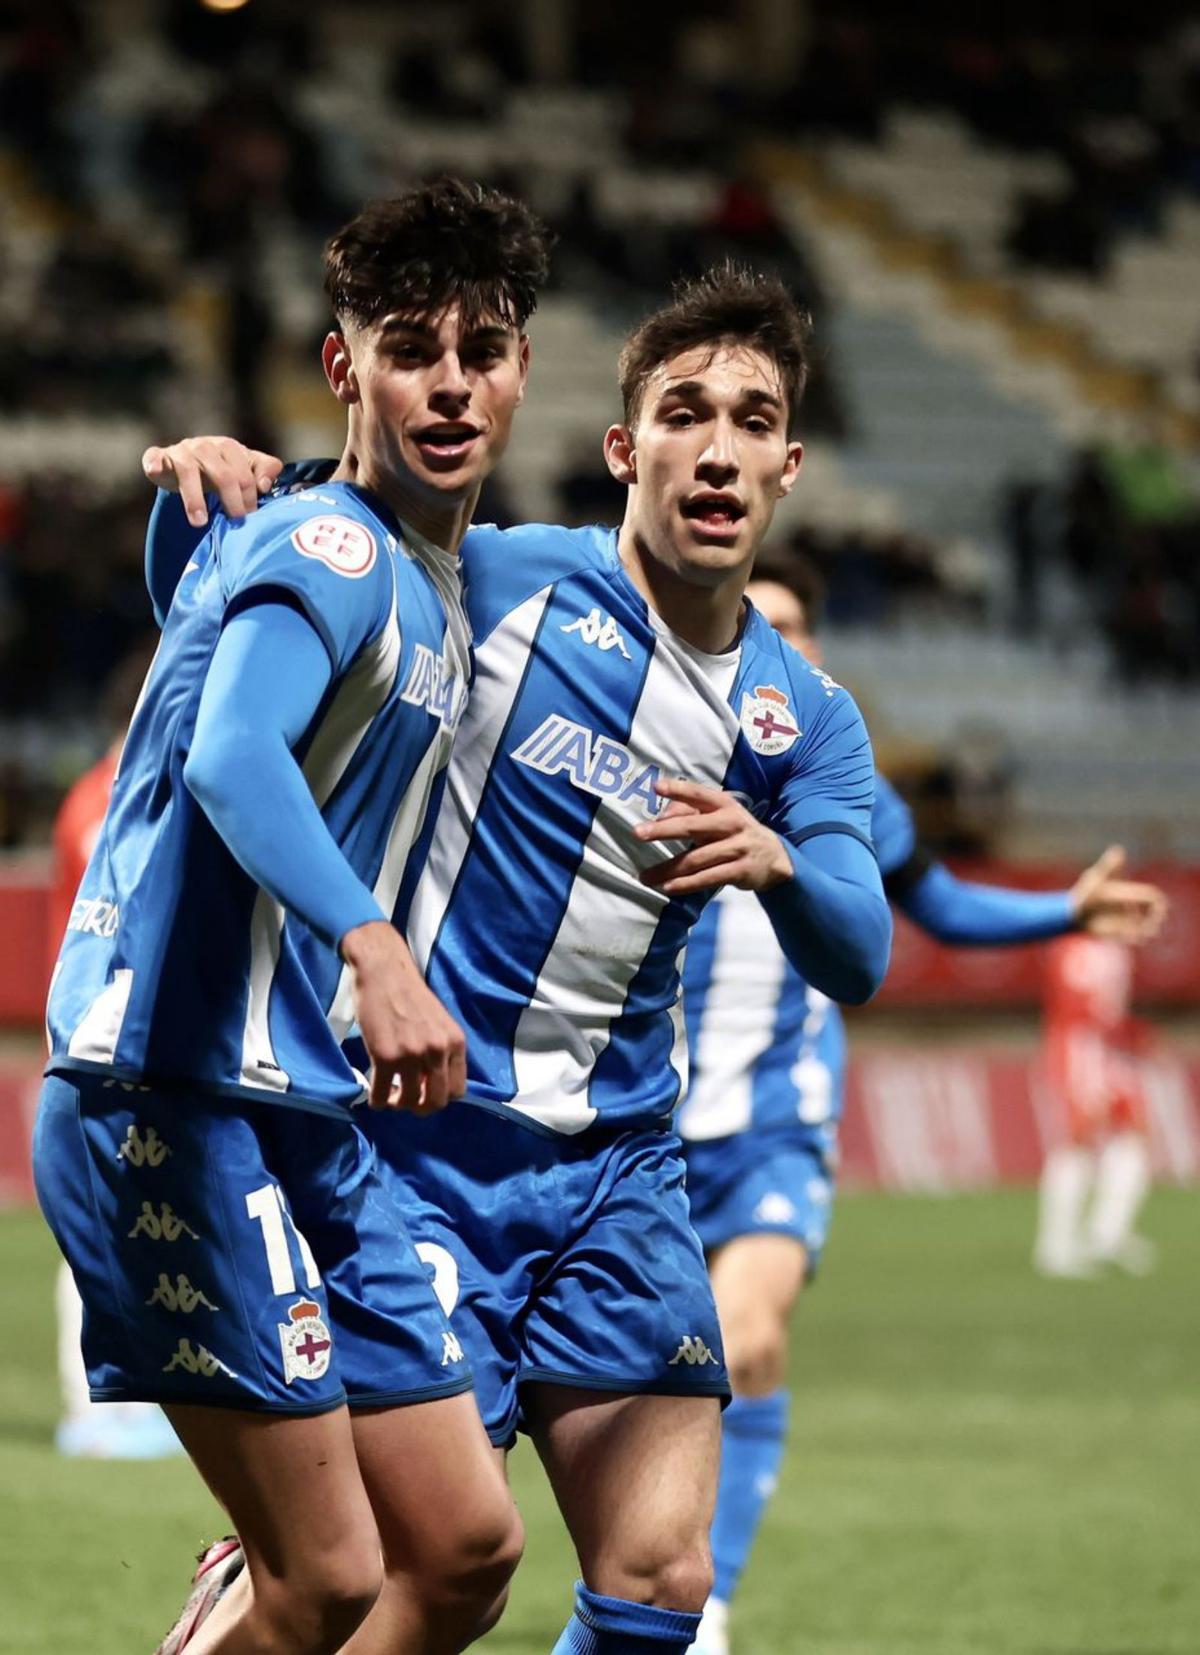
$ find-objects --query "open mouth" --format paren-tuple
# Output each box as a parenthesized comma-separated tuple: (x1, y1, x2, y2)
(412, 423, 482, 467)
(681, 492, 747, 538)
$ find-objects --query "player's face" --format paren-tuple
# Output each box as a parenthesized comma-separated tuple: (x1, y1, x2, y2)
(745, 578, 823, 665)
(333, 304, 529, 504)
(607, 343, 802, 588)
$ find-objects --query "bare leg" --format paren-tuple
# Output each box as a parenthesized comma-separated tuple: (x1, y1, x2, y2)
(163, 1403, 382, 1655)
(709, 1234, 808, 1398)
(528, 1385, 720, 1611)
(339, 1394, 522, 1654)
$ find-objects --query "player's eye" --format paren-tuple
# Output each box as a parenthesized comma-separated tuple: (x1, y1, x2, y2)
(665, 409, 696, 427)
(743, 415, 773, 434)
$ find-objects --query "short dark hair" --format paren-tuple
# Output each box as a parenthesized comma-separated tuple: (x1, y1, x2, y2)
(324, 177, 552, 334)
(750, 550, 826, 633)
(619, 262, 812, 435)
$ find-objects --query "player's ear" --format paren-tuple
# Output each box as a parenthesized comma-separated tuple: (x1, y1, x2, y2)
(777, 440, 803, 500)
(323, 331, 359, 405)
(604, 423, 636, 485)
(515, 333, 531, 407)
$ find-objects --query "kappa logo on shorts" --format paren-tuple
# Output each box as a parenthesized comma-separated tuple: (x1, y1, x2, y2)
(740, 685, 801, 757)
(440, 1330, 465, 1368)
(146, 1272, 220, 1314)
(117, 1124, 171, 1168)
(753, 1191, 798, 1226)
(279, 1298, 333, 1384)
(162, 1337, 237, 1380)
(291, 515, 377, 579)
(668, 1335, 719, 1367)
(127, 1201, 199, 1242)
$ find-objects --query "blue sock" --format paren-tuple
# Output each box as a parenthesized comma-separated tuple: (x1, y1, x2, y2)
(710, 1389, 790, 1604)
(551, 1583, 702, 1653)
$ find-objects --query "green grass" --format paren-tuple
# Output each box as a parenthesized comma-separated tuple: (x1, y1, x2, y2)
(3, 1188, 1196, 1654)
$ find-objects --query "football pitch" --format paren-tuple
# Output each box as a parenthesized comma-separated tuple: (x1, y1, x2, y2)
(2, 1186, 1196, 1655)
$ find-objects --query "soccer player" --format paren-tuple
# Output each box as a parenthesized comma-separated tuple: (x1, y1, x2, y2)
(146, 264, 893, 1655)
(49, 645, 184, 1461)
(679, 566, 1168, 1655)
(1035, 933, 1156, 1277)
(34, 179, 550, 1655)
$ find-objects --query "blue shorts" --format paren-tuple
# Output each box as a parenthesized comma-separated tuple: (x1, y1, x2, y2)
(366, 1104, 730, 1447)
(682, 1123, 838, 1274)
(33, 1073, 472, 1414)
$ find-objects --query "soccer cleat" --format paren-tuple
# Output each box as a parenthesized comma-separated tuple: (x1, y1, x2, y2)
(154, 1537, 244, 1654)
(692, 1595, 730, 1655)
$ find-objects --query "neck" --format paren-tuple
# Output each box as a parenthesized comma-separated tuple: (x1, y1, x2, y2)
(331, 443, 477, 555)
(617, 522, 748, 654)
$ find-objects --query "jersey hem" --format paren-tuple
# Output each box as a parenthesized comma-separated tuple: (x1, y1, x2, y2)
(88, 1384, 348, 1417)
(346, 1374, 474, 1410)
(460, 1094, 677, 1143)
(45, 1057, 361, 1121)
(517, 1365, 732, 1402)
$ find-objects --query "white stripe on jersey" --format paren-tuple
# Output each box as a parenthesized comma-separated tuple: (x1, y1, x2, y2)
(239, 572, 402, 1090)
(678, 893, 787, 1140)
(66, 967, 134, 1064)
(409, 588, 551, 970)
(506, 630, 741, 1134)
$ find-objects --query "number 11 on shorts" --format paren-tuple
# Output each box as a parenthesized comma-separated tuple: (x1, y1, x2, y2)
(246, 1183, 322, 1296)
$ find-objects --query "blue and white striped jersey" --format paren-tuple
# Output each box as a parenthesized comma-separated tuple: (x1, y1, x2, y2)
(677, 771, 915, 1141)
(677, 885, 846, 1141)
(408, 522, 875, 1136)
(46, 483, 470, 1118)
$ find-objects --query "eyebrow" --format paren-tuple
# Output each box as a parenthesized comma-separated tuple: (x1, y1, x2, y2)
(378, 318, 513, 345)
(658, 379, 784, 412)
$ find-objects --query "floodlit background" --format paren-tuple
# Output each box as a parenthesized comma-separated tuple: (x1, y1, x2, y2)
(0, 2, 1196, 1651)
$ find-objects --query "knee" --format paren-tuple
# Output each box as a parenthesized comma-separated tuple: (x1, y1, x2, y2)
(613, 1541, 713, 1615)
(256, 1547, 383, 1653)
(727, 1320, 788, 1397)
(411, 1498, 525, 1614)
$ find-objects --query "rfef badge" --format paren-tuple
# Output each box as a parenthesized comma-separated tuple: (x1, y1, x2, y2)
(740, 685, 801, 756)
(279, 1298, 333, 1384)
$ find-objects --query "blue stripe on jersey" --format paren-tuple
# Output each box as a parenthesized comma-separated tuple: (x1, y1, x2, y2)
(587, 899, 697, 1119)
(425, 574, 655, 1103)
(682, 897, 721, 1080)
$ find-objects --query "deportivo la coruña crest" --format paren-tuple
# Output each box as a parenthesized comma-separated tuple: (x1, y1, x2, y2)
(279, 1297, 333, 1384)
(739, 684, 802, 756)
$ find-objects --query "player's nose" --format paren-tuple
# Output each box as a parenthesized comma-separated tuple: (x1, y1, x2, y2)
(697, 420, 738, 478)
(428, 353, 471, 405)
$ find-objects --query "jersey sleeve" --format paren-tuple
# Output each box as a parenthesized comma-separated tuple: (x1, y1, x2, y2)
(460, 522, 613, 643)
(871, 772, 928, 888)
(766, 671, 877, 852)
(145, 489, 207, 628)
(220, 503, 393, 676)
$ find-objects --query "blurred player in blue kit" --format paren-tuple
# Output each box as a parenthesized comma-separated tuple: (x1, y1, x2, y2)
(681, 565, 1168, 1655)
(35, 179, 551, 1655)
(150, 265, 893, 1655)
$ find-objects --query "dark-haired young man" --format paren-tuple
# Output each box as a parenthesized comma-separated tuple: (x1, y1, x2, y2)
(35, 179, 549, 1655)
(680, 566, 1166, 1655)
(153, 263, 892, 1655)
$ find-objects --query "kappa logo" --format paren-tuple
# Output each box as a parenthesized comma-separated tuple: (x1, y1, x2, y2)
(127, 1201, 199, 1243)
(117, 1124, 171, 1169)
(291, 515, 377, 579)
(440, 1330, 465, 1368)
(162, 1338, 237, 1380)
(279, 1298, 333, 1384)
(561, 608, 631, 660)
(740, 685, 801, 757)
(668, 1335, 719, 1367)
(146, 1272, 220, 1314)
(753, 1191, 798, 1226)
(512, 715, 663, 817)
(66, 896, 120, 938)
(400, 643, 466, 730)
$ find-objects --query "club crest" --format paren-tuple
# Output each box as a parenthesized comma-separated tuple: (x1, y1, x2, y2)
(740, 685, 801, 756)
(278, 1297, 333, 1384)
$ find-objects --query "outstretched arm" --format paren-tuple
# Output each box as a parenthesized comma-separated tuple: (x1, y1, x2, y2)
(893, 846, 1166, 948)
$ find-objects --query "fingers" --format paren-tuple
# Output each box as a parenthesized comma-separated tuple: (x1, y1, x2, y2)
(1088, 844, 1126, 884)
(250, 451, 286, 493)
(642, 840, 740, 889)
(140, 438, 272, 527)
(368, 1061, 395, 1111)
(653, 777, 728, 810)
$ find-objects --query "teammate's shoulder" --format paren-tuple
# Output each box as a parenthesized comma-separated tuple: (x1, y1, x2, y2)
(741, 609, 854, 715)
(462, 519, 611, 572)
(224, 482, 392, 581)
